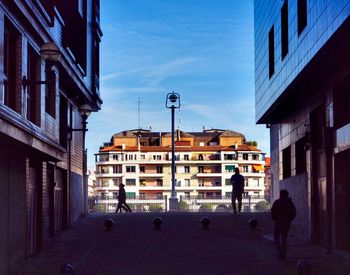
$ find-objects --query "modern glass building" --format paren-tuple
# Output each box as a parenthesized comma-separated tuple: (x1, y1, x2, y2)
(255, 0, 350, 252)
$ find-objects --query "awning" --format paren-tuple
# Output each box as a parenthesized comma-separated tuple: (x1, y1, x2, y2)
(253, 165, 264, 171)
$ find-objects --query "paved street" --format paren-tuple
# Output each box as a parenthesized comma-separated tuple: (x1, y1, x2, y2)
(14, 212, 350, 275)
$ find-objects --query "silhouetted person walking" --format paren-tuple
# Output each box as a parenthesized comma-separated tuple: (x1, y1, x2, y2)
(271, 189, 296, 259)
(116, 183, 132, 213)
(230, 167, 245, 214)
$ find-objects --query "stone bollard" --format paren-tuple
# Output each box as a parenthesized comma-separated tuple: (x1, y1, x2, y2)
(248, 218, 258, 230)
(105, 218, 114, 230)
(200, 217, 210, 229)
(153, 217, 163, 229)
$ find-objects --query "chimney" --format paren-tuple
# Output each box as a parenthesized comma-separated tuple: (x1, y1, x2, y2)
(177, 129, 180, 140)
(203, 126, 205, 132)
(234, 142, 238, 149)
(149, 126, 152, 132)
(137, 135, 141, 151)
(122, 143, 126, 150)
(159, 131, 162, 146)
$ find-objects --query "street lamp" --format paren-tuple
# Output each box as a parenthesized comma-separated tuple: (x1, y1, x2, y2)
(166, 91, 181, 210)
(22, 41, 61, 91)
(68, 103, 93, 215)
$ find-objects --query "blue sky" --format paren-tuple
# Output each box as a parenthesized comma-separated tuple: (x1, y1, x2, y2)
(86, 0, 269, 167)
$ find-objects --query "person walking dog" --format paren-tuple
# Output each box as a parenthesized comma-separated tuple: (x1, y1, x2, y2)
(116, 183, 132, 213)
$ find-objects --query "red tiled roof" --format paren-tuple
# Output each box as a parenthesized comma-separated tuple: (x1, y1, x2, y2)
(99, 144, 261, 153)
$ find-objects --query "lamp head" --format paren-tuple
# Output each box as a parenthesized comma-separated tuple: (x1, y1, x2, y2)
(169, 93, 178, 103)
(79, 104, 92, 119)
(40, 42, 61, 62)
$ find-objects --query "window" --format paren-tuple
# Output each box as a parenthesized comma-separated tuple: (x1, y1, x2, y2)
(225, 165, 235, 172)
(156, 179, 163, 186)
(113, 179, 120, 186)
(184, 179, 190, 186)
(153, 155, 161, 160)
(126, 192, 135, 198)
(184, 166, 190, 173)
(282, 146, 291, 179)
(184, 192, 190, 198)
(140, 179, 146, 186)
(298, 0, 307, 35)
(245, 179, 248, 186)
(224, 154, 235, 160)
(140, 166, 145, 173)
(112, 192, 118, 199)
(243, 165, 248, 173)
(27, 45, 41, 125)
(101, 166, 109, 173)
(198, 179, 204, 187)
(128, 154, 134, 160)
(269, 26, 275, 78)
(252, 179, 259, 187)
(140, 154, 145, 160)
(102, 180, 109, 187)
(45, 64, 56, 117)
(113, 165, 122, 173)
(243, 154, 248, 160)
(281, 1, 289, 59)
(198, 154, 204, 160)
(176, 180, 181, 187)
(252, 154, 259, 161)
(184, 154, 189, 160)
(125, 179, 136, 186)
(226, 192, 232, 197)
(156, 166, 163, 173)
(296, 138, 307, 174)
(198, 166, 204, 173)
(225, 179, 231, 186)
(126, 166, 136, 173)
(113, 154, 118, 160)
(4, 19, 20, 111)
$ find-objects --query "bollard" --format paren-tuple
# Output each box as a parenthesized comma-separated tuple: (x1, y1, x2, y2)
(200, 217, 210, 229)
(153, 217, 163, 229)
(297, 259, 312, 275)
(248, 218, 258, 230)
(60, 263, 75, 274)
(105, 218, 114, 230)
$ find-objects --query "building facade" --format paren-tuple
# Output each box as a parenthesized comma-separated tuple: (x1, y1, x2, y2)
(0, 1, 102, 273)
(254, 0, 350, 252)
(94, 129, 265, 203)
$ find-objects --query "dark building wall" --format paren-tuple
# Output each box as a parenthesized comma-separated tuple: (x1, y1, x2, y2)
(0, 0, 102, 272)
(0, 149, 27, 273)
(255, 0, 350, 122)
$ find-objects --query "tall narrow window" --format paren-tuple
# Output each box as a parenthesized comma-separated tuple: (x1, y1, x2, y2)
(281, 1, 289, 59)
(268, 26, 275, 78)
(298, 0, 307, 35)
(282, 146, 291, 179)
(4, 19, 20, 111)
(45, 64, 56, 118)
(27, 46, 41, 125)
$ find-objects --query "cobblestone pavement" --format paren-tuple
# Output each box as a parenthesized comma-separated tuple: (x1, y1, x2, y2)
(13, 212, 350, 275)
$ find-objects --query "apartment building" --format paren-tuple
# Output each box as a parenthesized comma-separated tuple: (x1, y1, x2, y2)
(0, 1, 102, 272)
(254, 0, 350, 252)
(94, 129, 265, 200)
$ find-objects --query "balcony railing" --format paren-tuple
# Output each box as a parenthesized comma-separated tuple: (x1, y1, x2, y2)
(88, 195, 270, 213)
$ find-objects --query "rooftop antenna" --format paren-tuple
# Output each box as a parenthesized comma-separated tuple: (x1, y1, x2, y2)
(138, 97, 141, 129)
(177, 108, 182, 131)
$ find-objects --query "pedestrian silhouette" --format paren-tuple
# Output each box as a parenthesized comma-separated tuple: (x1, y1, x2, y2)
(230, 167, 245, 214)
(115, 183, 132, 213)
(271, 189, 296, 259)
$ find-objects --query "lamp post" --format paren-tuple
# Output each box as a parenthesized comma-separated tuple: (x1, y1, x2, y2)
(69, 104, 92, 215)
(166, 92, 180, 210)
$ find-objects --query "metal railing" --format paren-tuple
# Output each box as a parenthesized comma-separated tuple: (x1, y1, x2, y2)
(88, 195, 271, 213)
